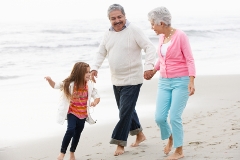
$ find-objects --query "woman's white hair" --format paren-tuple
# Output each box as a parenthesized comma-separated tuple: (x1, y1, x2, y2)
(148, 6, 171, 26)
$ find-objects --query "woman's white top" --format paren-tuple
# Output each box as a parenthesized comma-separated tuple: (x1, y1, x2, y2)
(161, 40, 171, 57)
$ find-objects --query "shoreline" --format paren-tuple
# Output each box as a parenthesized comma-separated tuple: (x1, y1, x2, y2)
(1, 74, 240, 160)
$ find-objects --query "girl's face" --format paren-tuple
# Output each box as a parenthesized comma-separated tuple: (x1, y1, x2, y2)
(84, 67, 91, 82)
(150, 20, 163, 35)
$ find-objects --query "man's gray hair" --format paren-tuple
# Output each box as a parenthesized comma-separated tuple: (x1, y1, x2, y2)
(107, 4, 125, 18)
(148, 6, 171, 26)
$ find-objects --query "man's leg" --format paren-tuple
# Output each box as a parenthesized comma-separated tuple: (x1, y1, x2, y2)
(110, 84, 143, 155)
(129, 109, 146, 147)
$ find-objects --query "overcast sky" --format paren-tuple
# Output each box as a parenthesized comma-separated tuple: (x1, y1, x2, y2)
(0, 0, 239, 22)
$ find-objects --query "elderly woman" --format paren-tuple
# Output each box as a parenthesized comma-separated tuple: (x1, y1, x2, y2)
(147, 7, 196, 160)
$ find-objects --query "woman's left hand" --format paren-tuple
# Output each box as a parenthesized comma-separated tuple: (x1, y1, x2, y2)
(188, 76, 195, 96)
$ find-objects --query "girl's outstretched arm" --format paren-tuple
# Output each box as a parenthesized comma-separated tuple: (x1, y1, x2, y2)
(44, 76, 55, 88)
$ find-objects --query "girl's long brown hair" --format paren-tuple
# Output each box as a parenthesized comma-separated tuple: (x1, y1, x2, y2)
(62, 62, 89, 100)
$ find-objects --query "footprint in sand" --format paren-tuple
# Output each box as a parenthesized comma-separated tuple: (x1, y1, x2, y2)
(207, 142, 221, 146)
(146, 126, 152, 128)
(232, 127, 240, 130)
(228, 143, 238, 149)
(183, 120, 192, 124)
(93, 142, 102, 147)
(188, 141, 203, 146)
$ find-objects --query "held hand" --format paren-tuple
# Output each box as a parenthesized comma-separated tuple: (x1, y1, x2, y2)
(144, 69, 157, 80)
(144, 70, 152, 80)
(90, 70, 98, 83)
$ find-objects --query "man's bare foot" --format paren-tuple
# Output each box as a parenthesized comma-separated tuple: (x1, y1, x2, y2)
(131, 131, 146, 147)
(57, 153, 65, 160)
(164, 136, 173, 155)
(114, 145, 124, 156)
(69, 152, 75, 160)
(165, 152, 184, 160)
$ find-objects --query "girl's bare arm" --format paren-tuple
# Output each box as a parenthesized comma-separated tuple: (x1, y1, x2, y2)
(44, 76, 55, 88)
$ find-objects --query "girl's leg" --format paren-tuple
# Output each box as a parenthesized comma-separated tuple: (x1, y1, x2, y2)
(60, 114, 77, 154)
(69, 152, 75, 160)
(69, 118, 85, 156)
(57, 153, 65, 160)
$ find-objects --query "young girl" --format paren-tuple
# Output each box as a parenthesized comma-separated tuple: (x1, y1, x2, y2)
(45, 62, 100, 160)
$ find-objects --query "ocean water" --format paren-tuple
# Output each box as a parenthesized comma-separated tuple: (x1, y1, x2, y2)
(1, 15, 240, 146)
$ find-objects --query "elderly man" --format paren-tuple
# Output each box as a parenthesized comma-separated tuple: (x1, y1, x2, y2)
(91, 4, 156, 156)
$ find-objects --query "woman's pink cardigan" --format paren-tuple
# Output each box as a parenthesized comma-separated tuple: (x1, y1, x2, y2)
(154, 29, 196, 78)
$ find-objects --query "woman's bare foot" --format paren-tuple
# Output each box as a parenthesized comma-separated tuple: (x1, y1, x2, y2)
(164, 135, 173, 155)
(57, 153, 65, 160)
(131, 131, 146, 147)
(165, 152, 184, 160)
(166, 147, 184, 160)
(69, 152, 75, 160)
(114, 145, 125, 156)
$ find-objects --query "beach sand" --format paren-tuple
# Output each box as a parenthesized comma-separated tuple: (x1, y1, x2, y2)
(1, 75, 240, 160)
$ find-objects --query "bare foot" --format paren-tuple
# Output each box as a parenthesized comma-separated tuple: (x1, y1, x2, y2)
(164, 138, 173, 154)
(69, 152, 75, 160)
(165, 152, 184, 160)
(131, 131, 146, 147)
(57, 153, 65, 160)
(114, 145, 124, 156)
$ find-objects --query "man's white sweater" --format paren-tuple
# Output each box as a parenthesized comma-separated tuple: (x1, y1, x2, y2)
(92, 23, 156, 86)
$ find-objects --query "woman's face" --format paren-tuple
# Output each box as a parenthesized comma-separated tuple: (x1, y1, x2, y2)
(150, 20, 163, 35)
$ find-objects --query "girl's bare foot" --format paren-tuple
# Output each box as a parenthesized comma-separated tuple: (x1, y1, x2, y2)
(57, 153, 65, 160)
(114, 145, 124, 156)
(69, 152, 75, 160)
(131, 131, 146, 147)
(164, 135, 173, 155)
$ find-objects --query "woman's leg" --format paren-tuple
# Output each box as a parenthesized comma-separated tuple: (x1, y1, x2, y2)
(155, 78, 172, 140)
(167, 76, 189, 159)
(170, 77, 189, 148)
(155, 78, 173, 154)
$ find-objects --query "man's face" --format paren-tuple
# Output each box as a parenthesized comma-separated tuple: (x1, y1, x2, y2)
(109, 10, 126, 32)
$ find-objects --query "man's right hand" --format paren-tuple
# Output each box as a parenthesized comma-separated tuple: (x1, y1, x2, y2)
(90, 70, 98, 83)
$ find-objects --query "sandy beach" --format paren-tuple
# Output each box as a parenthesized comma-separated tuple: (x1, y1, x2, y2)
(1, 74, 240, 160)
